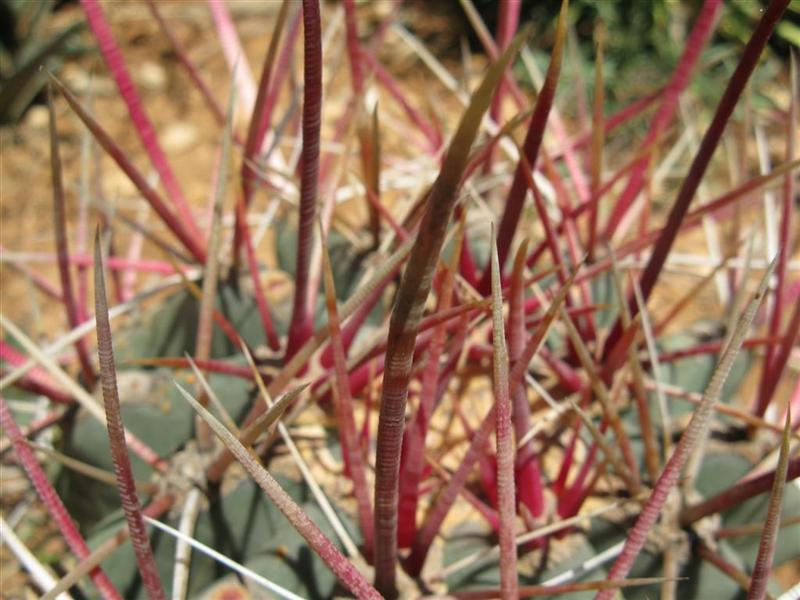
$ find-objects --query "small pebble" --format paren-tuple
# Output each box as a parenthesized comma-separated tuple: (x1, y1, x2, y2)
(62, 66, 90, 92)
(136, 61, 167, 92)
(105, 169, 138, 198)
(162, 121, 198, 154)
(23, 105, 49, 129)
(61, 65, 115, 95)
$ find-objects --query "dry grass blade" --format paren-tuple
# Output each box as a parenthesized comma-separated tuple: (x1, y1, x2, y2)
(0, 516, 73, 600)
(321, 226, 374, 560)
(747, 409, 793, 600)
(193, 82, 235, 449)
(184, 354, 238, 434)
(80, 0, 202, 243)
(171, 487, 201, 600)
(372, 30, 529, 597)
(47, 84, 96, 389)
(488, 0, 568, 283)
(48, 74, 206, 263)
(24, 440, 158, 495)
(560, 305, 642, 495)
(241, 0, 291, 207)
(595, 257, 777, 600)
(490, 231, 518, 599)
(240, 344, 362, 561)
(94, 232, 165, 600)
(173, 384, 381, 599)
(602, 0, 791, 366)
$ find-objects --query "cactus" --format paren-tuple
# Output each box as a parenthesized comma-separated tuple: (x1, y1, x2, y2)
(1, 1, 798, 598)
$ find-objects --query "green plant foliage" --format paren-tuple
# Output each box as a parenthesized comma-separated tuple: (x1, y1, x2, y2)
(472, 0, 795, 113)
